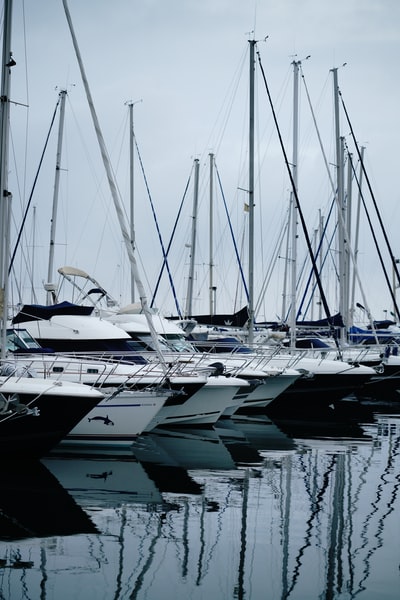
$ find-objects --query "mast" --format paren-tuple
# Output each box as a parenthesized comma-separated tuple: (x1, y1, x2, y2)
(350, 146, 364, 324)
(62, 0, 167, 370)
(247, 39, 256, 344)
(318, 210, 324, 320)
(129, 101, 135, 303)
(46, 89, 67, 305)
(31, 205, 37, 303)
(281, 208, 290, 323)
(289, 60, 300, 347)
(344, 150, 353, 327)
(0, 0, 14, 359)
(331, 70, 377, 339)
(311, 227, 318, 320)
(209, 153, 215, 316)
(126, 99, 142, 304)
(332, 68, 348, 342)
(185, 157, 199, 318)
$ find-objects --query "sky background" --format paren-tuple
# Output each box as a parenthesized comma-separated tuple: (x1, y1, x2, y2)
(5, 0, 400, 324)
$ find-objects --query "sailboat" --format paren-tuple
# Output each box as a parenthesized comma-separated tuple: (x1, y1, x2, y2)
(0, 371, 104, 458)
(9, 289, 247, 430)
(185, 42, 377, 413)
(5, 0, 250, 435)
(44, 265, 302, 416)
(0, 0, 107, 459)
(7, 314, 211, 440)
(3, 79, 204, 440)
(105, 305, 302, 415)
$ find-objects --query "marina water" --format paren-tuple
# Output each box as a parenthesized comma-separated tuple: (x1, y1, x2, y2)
(1, 398, 399, 599)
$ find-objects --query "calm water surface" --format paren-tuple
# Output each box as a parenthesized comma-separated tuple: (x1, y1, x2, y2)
(1, 399, 400, 599)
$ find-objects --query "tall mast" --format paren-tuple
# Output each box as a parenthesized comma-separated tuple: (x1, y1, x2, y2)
(339, 135, 347, 342)
(332, 67, 347, 341)
(281, 210, 290, 323)
(247, 39, 256, 344)
(345, 149, 353, 327)
(318, 210, 324, 320)
(208, 152, 215, 315)
(31, 205, 37, 303)
(185, 157, 199, 318)
(46, 89, 67, 305)
(0, 0, 14, 359)
(289, 60, 300, 347)
(126, 98, 141, 304)
(62, 0, 167, 370)
(129, 101, 135, 303)
(350, 146, 364, 325)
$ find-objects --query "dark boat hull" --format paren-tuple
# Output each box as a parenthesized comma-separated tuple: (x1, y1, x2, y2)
(266, 373, 373, 417)
(356, 363, 400, 398)
(0, 390, 102, 459)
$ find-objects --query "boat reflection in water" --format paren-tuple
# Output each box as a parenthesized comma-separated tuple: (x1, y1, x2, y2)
(0, 460, 98, 541)
(1, 406, 400, 600)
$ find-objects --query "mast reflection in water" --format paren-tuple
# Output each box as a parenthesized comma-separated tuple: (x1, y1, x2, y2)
(1, 404, 399, 600)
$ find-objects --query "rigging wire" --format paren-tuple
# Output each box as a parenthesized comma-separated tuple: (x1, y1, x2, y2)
(8, 96, 59, 275)
(133, 136, 183, 317)
(215, 163, 249, 303)
(150, 164, 193, 315)
(339, 90, 400, 322)
(296, 198, 336, 320)
(254, 210, 289, 319)
(9, 126, 37, 304)
(256, 45, 342, 354)
(297, 65, 378, 332)
(63, 93, 125, 282)
(300, 222, 339, 323)
(346, 139, 400, 322)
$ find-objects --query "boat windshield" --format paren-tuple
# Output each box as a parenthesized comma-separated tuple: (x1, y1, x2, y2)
(161, 334, 197, 353)
(6, 329, 43, 352)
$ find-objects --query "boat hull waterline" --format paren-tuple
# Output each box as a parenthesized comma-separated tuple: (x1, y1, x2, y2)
(0, 377, 103, 458)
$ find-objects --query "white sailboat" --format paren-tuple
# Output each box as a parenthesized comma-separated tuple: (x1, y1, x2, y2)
(7, 0, 247, 435)
(104, 305, 301, 415)
(45, 265, 302, 415)
(9, 301, 246, 430)
(183, 42, 376, 413)
(0, 0, 106, 459)
(7, 321, 213, 441)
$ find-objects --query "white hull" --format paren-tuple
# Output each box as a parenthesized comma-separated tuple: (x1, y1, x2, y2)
(267, 354, 375, 376)
(144, 376, 247, 429)
(223, 371, 301, 416)
(63, 389, 169, 445)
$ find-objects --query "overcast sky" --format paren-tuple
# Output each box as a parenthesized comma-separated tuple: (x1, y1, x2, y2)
(6, 0, 400, 323)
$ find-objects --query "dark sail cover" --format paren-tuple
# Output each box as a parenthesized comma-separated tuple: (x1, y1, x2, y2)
(169, 305, 249, 328)
(296, 313, 344, 328)
(12, 301, 94, 324)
